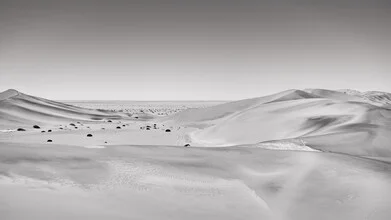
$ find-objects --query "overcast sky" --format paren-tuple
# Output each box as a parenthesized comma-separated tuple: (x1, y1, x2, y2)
(0, 0, 390, 100)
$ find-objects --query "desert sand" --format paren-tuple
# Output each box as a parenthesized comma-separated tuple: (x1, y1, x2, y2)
(1, 88, 391, 220)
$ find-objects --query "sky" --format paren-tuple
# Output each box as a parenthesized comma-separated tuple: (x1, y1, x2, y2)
(0, 0, 390, 100)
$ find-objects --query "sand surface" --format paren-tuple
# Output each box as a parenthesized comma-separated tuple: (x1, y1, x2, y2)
(1, 88, 391, 220)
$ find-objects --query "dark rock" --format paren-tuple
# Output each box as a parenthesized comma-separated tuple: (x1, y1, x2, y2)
(116, 126, 121, 129)
(59, 128, 63, 130)
(48, 130, 52, 132)
(165, 129, 171, 132)
(47, 140, 52, 142)
(184, 144, 191, 147)
(41, 131, 45, 133)
(87, 134, 93, 137)
(104, 141, 107, 144)
(74, 127, 78, 129)
(122, 125, 125, 127)
(33, 125, 40, 129)
(70, 123, 76, 126)
(17, 128, 26, 131)
(107, 120, 112, 123)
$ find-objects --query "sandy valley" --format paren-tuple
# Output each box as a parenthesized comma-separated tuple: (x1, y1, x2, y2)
(1, 88, 391, 220)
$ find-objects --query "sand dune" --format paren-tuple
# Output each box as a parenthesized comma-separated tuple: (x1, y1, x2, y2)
(1, 88, 390, 156)
(162, 89, 391, 156)
(0, 89, 126, 129)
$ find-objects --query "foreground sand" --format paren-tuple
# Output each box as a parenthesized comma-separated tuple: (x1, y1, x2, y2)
(1, 89, 391, 220)
(1, 143, 391, 220)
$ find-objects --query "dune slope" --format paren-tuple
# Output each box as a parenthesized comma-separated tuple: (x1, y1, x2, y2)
(0, 89, 126, 128)
(164, 89, 391, 156)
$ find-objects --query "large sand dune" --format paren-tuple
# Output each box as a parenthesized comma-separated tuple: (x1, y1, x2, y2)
(161, 89, 391, 157)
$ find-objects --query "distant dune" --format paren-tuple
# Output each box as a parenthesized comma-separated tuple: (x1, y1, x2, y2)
(338, 89, 391, 108)
(0, 89, 124, 129)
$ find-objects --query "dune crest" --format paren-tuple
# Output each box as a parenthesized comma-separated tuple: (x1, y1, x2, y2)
(0, 89, 19, 101)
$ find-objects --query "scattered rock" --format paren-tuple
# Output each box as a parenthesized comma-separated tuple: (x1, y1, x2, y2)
(17, 128, 26, 131)
(165, 129, 171, 132)
(47, 139, 52, 142)
(33, 125, 40, 129)
(184, 144, 191, 147)
(87, 134, 93, 137)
